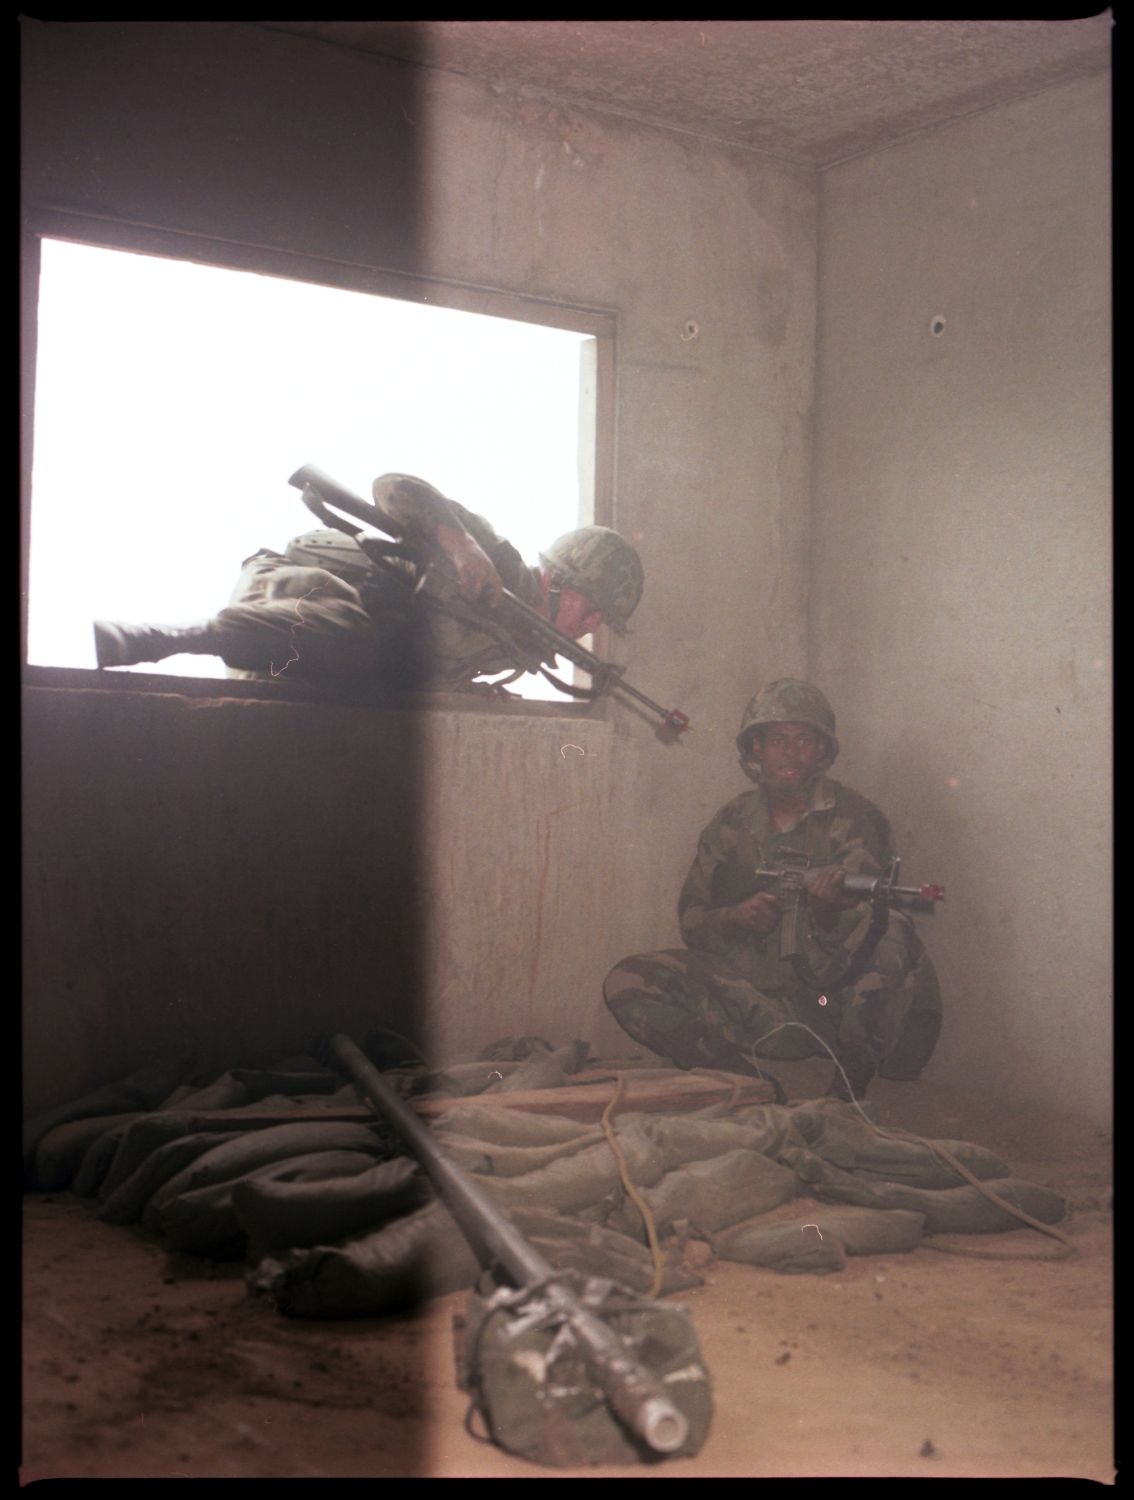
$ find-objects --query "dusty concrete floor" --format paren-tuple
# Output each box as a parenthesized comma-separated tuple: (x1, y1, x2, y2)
(21, 1065, 1114, 1481)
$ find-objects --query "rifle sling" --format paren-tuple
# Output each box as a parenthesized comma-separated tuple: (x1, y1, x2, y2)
(539, 667, 601, 700)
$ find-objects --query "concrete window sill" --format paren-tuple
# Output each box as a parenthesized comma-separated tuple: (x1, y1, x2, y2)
(20, 663, 601, 723)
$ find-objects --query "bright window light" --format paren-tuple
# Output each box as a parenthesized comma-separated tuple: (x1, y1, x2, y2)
(28, 239, 594, 695)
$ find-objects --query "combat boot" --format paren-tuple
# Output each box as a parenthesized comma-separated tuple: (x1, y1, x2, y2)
(93, 620, 220, 669)
(826, 1057, 876, 1103)
(662, 1021, 787, 1103)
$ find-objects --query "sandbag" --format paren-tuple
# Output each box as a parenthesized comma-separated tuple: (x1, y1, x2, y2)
(248, 1195, 701, 1322)
(431, 1105, 797, 1190)
(73, 1120, 139, 1199)
(228, 1068, 342, 1100)
(97, 1113, 212, 1203)
(161, 1073, 253, 1113)
(98, 1131, 245, 1225)
(34, 1049, 1076, 1298)
(714, 1204, 926, 1270)
(606, 1147, 798, 1240)
(419, 1060, 526, 1097)
(482, 1040, 591, 1094)
(405, 1039, 589, 1101)
(33, 1113, 145, 1192)
(23, 1062, 185, 1181)
(781, 1147, 1067, 1233)
(714, 1221, 848, 1273)
(775, 1103, 1012, 1186)
(431, 1126, 605, 1180)
(158, 1149, 384, 1254)
(840, 1136, 1011, 1188)
(432, 1116, 690, 1194)
(434, 1104, 596, 1148)
(470, 1124, 666, 1218)
(232, 1158, 431, 1249)
(631, 1108, 800, 1172)
(141, 1122, 389, 1231)
(251, 1200, 482, 1318)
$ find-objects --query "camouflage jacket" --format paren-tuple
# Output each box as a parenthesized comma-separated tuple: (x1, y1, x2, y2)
(284, 476, 549, 687)
(677, 777, 896, 991)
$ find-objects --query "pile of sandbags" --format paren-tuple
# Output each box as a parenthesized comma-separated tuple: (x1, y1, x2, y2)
(24, 1040, 1069, 1318)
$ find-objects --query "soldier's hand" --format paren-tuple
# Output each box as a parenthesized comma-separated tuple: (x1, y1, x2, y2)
(720, 890, 782, 936)
(435, 522, 504, 607)
(805, 864, 849, 929)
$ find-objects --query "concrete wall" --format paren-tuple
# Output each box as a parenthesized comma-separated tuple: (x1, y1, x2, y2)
(21, 22, 816, 1110)
(22, 676, 428, 1104)
(23, 24, 1110, 1129)
(811, 74, 1111, 1125)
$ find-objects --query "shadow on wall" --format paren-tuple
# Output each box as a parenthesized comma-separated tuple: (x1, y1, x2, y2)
(22, 20, 435, 1100)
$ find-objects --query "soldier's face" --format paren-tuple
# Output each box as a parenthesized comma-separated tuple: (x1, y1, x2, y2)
(752, 723, 825, 789)
(554, 586, 604, 640)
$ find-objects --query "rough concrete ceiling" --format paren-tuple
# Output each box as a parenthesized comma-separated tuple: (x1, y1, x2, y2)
(259, 17, 1112, 168)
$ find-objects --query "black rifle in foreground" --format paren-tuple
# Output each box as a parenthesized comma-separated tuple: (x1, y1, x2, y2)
(288, 465, 691, 740)
(325, 1034, 712, 1467)
(752, 850, 944, 992)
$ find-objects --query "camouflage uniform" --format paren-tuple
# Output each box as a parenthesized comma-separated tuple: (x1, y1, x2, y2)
(208, 474, 549, 687)
(604, 680, 942, 1090)
(98, 474, 643, 688)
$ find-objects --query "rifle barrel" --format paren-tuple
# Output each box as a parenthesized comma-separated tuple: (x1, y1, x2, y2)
(326, 1034, 689, 1455)
(754, 868, 944, 907)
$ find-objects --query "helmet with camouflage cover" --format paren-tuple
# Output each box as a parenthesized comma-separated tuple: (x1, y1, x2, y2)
(736, 678, 839, 783)
(539, 526, 644, 635)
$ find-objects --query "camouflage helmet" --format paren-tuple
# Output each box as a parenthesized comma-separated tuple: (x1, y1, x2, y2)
(539, 526, 644, 635)
(736, 678, 839, 783)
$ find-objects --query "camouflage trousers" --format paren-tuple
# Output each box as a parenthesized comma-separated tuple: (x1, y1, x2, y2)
(206, 553, 396, 683)
(603, 913, 941, 1084)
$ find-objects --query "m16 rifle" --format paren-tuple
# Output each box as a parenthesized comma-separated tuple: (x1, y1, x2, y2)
(288, 466, 691, 741)
(325, 1034, 712, 1467)
(752, 850, 944, 993)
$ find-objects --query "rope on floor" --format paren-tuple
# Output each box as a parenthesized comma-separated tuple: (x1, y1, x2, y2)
(750, 1022, 1077, 1260)
(600, 1073, 668, 1297)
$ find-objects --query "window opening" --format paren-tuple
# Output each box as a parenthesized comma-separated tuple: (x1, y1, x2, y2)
(27, 238, 597, 699)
